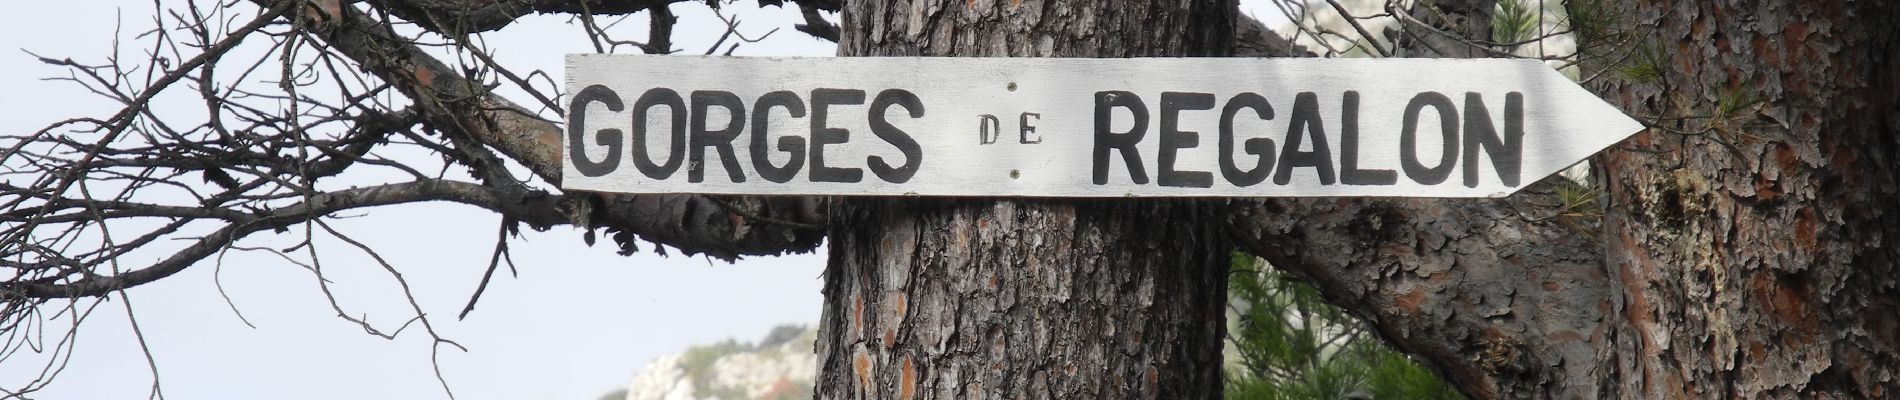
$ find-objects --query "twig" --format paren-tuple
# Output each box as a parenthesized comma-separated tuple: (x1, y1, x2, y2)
(1322, 0, 1391, 57)
(458, 218, 518, 320)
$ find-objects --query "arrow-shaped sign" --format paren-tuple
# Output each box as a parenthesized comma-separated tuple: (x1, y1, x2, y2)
(562, 55, 1642, 198)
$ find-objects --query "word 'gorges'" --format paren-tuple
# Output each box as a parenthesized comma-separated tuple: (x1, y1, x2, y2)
(567, 85, 925, 184)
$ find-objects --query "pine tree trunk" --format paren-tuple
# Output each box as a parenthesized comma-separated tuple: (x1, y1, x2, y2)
(1232, 1, 1900, 398)
(814, 1, 1235, 399)
(1589, 1, 1900, 397)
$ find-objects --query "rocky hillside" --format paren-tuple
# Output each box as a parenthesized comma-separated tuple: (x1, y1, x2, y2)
(617, 325, 816, 400)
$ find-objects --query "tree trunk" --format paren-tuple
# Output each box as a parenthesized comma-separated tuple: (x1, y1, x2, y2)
(1232, 1, 1621, 398)
(814, 1, 1235, 399)
(1589, 1, 1900, 397)
(1233, 1, 1900, 399)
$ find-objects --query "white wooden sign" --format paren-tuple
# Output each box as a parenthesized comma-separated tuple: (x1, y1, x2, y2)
(563, 55, 1642, 198)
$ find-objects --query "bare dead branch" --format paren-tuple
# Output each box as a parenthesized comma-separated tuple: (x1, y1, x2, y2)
(792, 1, 839, 42)
(2, 2, 294, 251)
(259, 0, 825, 259)
(456, 217, 517, 320)
(3, 179, 570, 299)
(367, 0, 680, 34)
(312, 219, 463, 399)
(1322, 0, 1392, 56)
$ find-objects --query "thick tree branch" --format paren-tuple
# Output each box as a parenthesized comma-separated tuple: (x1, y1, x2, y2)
(274, 0, 824, 258)
(1227, 9, 1612, 398)
(366, 0, 679, 34)
(367, 0, 843, 35)
(1227, 178, 1612, 399)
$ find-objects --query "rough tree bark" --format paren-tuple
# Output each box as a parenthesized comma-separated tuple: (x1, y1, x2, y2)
(1228, 178, 1612, 398)
(306, 1, 1900, 398)
(1590, 1, 1900, 397)
(1228, 1, 1618, 398)
(813, 1, 1235, 398)
(1234, 0, 1900, 398)
(20, 1, 1896, 398)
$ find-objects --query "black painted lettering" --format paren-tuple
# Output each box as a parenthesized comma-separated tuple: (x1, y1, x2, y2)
(631, 88, 687, 180)
(689, 90, 747, 183)
(978, 114, 1000, 144)
(1219, 92, 1275, 187)
(1338, 91, 1397, 185)
(750, 91, 807, 184)
(1158, 92, 1214, 188)
(567, 84, 623, 177)
(1401, 92, 1458, 185)
(1019, 112, 1041, 144)
(1273, 92, 1337, 185)
(868, 89, 924, 183)
(1462, 92, 1525, 188)
(808, 88, 865, 183)
(1093, 91, 1149, 185)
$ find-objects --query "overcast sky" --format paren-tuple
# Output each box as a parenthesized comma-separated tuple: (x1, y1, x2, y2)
(0, 2, 1287, 399)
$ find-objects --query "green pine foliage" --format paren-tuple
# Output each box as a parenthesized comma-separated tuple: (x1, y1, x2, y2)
(1492, 0, 1541, 49)
(1225, 252, 1462, 400)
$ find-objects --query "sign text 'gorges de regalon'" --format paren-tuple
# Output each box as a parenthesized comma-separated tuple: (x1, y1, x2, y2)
(562, 56, 1642, 198)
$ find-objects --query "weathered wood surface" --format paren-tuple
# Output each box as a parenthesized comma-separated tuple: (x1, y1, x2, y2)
(564, 56, 1639, 198)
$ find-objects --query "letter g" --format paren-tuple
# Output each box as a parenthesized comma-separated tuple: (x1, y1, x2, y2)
(569, 84, 625, 177)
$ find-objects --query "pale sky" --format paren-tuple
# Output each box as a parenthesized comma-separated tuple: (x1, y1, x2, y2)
(0, 2, 1287, 399)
